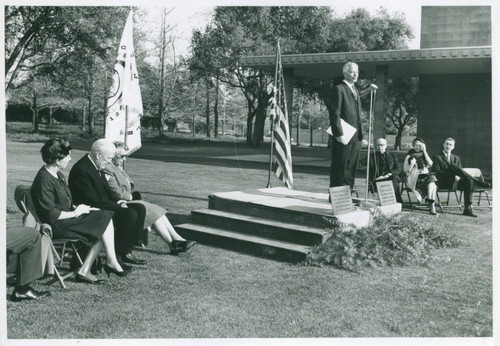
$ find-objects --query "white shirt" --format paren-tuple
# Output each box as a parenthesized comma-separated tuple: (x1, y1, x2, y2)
(443, 151, 451, 162)
(343, 80, 357, 97)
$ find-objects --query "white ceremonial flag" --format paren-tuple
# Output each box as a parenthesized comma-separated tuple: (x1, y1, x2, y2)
(105, 11, 143, 154)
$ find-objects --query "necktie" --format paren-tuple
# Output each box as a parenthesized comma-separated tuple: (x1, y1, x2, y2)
(99, 170, 107, 181)
(352, 87, 357, 99)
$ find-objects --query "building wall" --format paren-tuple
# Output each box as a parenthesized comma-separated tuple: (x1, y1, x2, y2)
(421, 6, 491, 48)
(417, 74, 491, 178)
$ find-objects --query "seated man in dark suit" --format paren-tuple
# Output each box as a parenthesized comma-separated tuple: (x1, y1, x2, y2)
(432, 137, 487, 218)
(68, 138, 147, 265)
(7, 226, 51, 301)
(369, 138, 403, 203)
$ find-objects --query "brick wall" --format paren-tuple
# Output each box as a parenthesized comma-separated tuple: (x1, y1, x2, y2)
(421, 6, 491, 48)
(417, 74, 491, 179)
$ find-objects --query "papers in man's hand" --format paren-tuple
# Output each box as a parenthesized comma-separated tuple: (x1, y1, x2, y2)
(326, 119, 357, 142)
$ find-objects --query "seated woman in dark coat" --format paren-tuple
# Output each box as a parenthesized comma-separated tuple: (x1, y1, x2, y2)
(103, 141, 195, 255)
(31, 138, 126, 284)
(403, 137, 438, 215)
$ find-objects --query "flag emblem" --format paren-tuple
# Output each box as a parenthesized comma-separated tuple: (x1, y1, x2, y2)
(105, 11, 143, 154)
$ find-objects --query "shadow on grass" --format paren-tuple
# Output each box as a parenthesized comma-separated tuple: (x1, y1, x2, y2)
(141, 191, 208, 202)
(132, 246, 170, 256)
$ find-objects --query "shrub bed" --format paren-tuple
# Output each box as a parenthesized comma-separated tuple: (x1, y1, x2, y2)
(305, 213, 460, 271)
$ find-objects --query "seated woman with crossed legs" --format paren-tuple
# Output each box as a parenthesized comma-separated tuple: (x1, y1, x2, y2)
(403, 137, 438, 215)
(31, 138, 127, 284)
(103, 141, 195, 255)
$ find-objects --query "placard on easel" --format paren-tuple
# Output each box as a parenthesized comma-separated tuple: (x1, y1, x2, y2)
(376, 180, 397, 206)
(329, 186, 354, 215)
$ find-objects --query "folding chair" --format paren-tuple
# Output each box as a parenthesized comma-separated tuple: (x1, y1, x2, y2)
(460, 168, 492, 210)
(14, 185, 84, 288)
(400, 179, 416, 211)
(435, 187, 462, 213)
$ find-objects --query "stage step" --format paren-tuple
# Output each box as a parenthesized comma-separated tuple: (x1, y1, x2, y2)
(175, 223, 311, 263)
(208, 193, 333, 228)
(191, 209, 329, 246)
(176, 188, 371, 262)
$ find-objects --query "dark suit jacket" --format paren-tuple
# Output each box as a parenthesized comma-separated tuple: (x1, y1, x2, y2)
(329, 82, 363, 141)
(369, 151, 401, 183)
(68, 154, 122, 211)
(432, 152, 462, 189)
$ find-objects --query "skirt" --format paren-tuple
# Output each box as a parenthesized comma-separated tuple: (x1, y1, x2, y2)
(127, 200, 166, 229)
(52, 210, 114, 246)
(415, 173, 438, 201)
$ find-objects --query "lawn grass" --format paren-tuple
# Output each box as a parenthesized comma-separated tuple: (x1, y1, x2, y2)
(3, 129, 493, 340)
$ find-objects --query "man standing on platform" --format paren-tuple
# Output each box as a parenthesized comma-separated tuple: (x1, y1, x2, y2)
(369, 138, 403, 203)
(432, 137, 488, 217)
(329, 61, 378, 191)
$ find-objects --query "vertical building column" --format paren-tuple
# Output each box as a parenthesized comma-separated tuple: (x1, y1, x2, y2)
(283, 68, 294, 137)
(374, 65, 388, 141)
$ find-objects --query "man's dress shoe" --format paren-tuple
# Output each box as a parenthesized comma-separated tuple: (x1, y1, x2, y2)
(11, 287, 51, 301)
(122, 253, 147, 265)
(463, 205, 477, 218)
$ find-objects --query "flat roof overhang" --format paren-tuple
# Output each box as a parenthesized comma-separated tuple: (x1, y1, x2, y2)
(240, 46, 491, 79)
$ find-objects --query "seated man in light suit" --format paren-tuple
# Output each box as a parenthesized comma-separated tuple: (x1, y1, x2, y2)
(432, 137, 489, 218)
(369, 138, 403, 203)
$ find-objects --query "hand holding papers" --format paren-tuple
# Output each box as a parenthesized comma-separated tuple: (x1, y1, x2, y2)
(327, 119, 357, 145)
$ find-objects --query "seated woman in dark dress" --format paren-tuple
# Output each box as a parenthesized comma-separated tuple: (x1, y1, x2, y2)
(31, 138, 126, 284)
(403, 137, 438, 215)
(103, 141, 195, 255)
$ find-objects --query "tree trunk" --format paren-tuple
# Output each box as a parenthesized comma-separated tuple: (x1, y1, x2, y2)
(48, 106, 53, 126)
(32, 90, 39, 132)
(205, 83, 210, 138)
(88, 96, 94, 135)
(246, 110, 254, 145)
(82, 106, 86, 131)
(192, 85, 196, 136)
(309, 117, 313, 147)
(103, 71, 108, 137)
(213, 79, 219, 138)
(296, 111, 300, 147)
(252, 105, 267, 147)
(394, 127, 404, 151)
(158, 10, 166, 138)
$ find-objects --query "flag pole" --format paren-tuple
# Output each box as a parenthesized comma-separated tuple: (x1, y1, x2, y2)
(364, 89, 376, 202)
(123, 105, 128, 170)
(267, 42, 281, 188)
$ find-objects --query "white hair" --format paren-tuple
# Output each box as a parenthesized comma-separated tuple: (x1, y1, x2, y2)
(342, 61, 358, 74)
(90, 138, 115, 157)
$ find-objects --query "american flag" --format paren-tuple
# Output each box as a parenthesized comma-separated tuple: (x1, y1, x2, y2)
(270, 44, 293, 189)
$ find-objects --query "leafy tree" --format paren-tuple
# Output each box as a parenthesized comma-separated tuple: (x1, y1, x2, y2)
(385, 77, 418, 150)
(5, 7, 129, 92)
(7, 75, 70, 131)
(297, 7, 414, 141)
(6, 6, 132, 135)
(189, 6, 333, 146)
(328, 7, 413, 52)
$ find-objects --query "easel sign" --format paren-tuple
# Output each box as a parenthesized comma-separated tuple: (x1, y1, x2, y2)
(329, 186, 354, 215)
(376, 180, 397, 206)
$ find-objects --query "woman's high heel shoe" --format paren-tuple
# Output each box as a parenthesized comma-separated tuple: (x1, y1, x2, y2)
(75, 273, 105, 285)
(103, 265, 128, 277)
